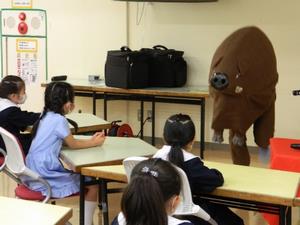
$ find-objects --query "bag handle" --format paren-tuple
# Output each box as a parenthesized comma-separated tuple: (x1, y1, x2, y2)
(120, 46, 132, 52)
(153, 45, 168, 50)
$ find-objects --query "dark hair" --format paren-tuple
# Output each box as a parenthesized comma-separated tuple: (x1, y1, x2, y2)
(0, 75, 25, 98)
(31, 81, 74, 138)
(121, 158, 181, 225)
(163, 114, 195, 168)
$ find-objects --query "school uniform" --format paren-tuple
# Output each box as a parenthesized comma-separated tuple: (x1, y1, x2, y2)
(153, 145, 244, 225)
(0, 97, 40, 155)
(24, 112, 80, 198)
(111, 212, 194, 225)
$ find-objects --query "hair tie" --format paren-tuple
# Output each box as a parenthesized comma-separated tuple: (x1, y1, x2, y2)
(141, 166, 158, 177)
(167, 118, 191, 125)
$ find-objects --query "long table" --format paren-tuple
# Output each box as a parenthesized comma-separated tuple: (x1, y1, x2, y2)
(81, 161, 300, 225)
(66, 112, 111, 133)
(0, 196, 72, 225)
(60, 136, 158, 225)
(46, 79, 209, 158)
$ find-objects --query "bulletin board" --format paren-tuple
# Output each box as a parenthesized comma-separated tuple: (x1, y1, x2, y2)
(0, 8, 47, 83)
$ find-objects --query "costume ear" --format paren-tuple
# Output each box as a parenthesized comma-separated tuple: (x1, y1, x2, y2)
(212, 56, 223, 69)
(237, 59, 248, 75)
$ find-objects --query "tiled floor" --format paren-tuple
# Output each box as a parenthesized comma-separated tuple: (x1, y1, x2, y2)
(1, 146, 299, 225)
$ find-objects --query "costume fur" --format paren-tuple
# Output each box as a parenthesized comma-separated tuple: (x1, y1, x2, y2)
(209, 26, 278, 165)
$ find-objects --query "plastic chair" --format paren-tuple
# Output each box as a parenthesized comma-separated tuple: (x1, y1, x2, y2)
(0, 148, 7, 171)
(123, 156, 218, 225)
(0, 127, 51, 203)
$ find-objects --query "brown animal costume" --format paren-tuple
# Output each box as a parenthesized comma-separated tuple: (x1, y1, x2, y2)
(209, 26, 278, 166)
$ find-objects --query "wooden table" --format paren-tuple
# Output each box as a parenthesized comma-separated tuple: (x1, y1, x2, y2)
(44, 79, 209, 158)
(60, 136, 158, 225)
(81, 161, 300, 225)
(0, 196, 72, 225)
(66, 112, 111, 134)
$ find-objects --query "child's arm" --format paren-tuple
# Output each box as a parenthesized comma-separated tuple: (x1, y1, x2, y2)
(185, 157, 224, 194)
(64, 132, 106, 149)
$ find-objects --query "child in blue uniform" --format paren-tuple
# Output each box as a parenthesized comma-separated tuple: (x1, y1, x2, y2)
(154, 114, 244, 225)
(25, 81, 105, 225)
(0, 75, 40, 155)
(112, 158, 194, 225)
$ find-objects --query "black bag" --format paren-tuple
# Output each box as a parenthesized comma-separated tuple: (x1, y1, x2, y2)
(141, 45, 187, 87)
(105, 46, 149, 89)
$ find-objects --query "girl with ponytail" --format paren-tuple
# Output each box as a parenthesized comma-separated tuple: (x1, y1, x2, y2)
(25, 81, 105, 225)
(153, 114, 244, 225)
(0, 75, 40, 155)
(112, 158, 194, 225)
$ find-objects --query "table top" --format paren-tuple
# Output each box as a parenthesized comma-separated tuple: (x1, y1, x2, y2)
(205, 161, 300, 206)
(82, 161, 300, 206)
(66, 113, 111, 133)
(0, 196, 72, 225)
(60, 136, 158, 172)
(43, 79, 209, 98)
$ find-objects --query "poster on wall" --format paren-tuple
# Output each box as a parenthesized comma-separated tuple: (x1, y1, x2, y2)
(16, 39, 38, 84)
(12, 0, 32, 9)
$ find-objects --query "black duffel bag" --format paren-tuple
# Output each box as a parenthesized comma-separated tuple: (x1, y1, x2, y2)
(141, 45, 187, 87)
(105, 46, 149, 89)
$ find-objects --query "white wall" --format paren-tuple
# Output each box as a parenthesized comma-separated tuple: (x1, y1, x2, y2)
(127, 0, 300, 146)
(3, 0, 300, 147)
(0, 0, 127, 113)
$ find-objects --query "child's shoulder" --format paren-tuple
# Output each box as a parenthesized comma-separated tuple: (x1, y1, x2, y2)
(44, 112, 67, 123)
(0, 98, 18, 112)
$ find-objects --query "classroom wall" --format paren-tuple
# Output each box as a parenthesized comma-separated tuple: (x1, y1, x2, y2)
(126, 0, 300, 146)
(2, 0, 300, 147)
(0, 0, 128, 115)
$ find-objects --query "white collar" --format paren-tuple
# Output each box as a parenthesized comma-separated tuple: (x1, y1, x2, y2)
(0, 98, 18, 112)
(153, 145, 197, 162)
(168, 216, 191, 225)
(117, 213, 190, 225)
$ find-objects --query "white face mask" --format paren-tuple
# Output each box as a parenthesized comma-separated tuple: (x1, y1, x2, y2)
(18, 94, 27, 104)
(64, 102, 74, 114)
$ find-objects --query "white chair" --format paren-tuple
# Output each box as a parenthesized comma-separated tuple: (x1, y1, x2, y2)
(0, 126, 51, 203)
(0, 127, 73, 225)
(0, 148, 7, 171)
(123, 156, 218, 225)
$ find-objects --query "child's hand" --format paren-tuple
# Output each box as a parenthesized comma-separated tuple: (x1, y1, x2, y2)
(91, 132, 106, 146)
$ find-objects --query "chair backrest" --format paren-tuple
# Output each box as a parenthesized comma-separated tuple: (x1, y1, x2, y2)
(0, 127, 26, 175)
(123, 156, 148, 181)
(0, 127, 52, 203)
(123, 156, 217, 225)
(0, 148, 7, 171)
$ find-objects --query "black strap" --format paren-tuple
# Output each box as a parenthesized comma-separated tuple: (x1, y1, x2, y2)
(67, 118, 78, 134)
(153, 45, 168, 50)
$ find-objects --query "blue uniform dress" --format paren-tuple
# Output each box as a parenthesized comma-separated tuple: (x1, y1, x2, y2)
(25, 112, 80, 198)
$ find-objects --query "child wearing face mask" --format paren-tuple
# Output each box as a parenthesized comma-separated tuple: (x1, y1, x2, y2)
(25, 81, 106, 225)
(0, 75, 40, 155)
